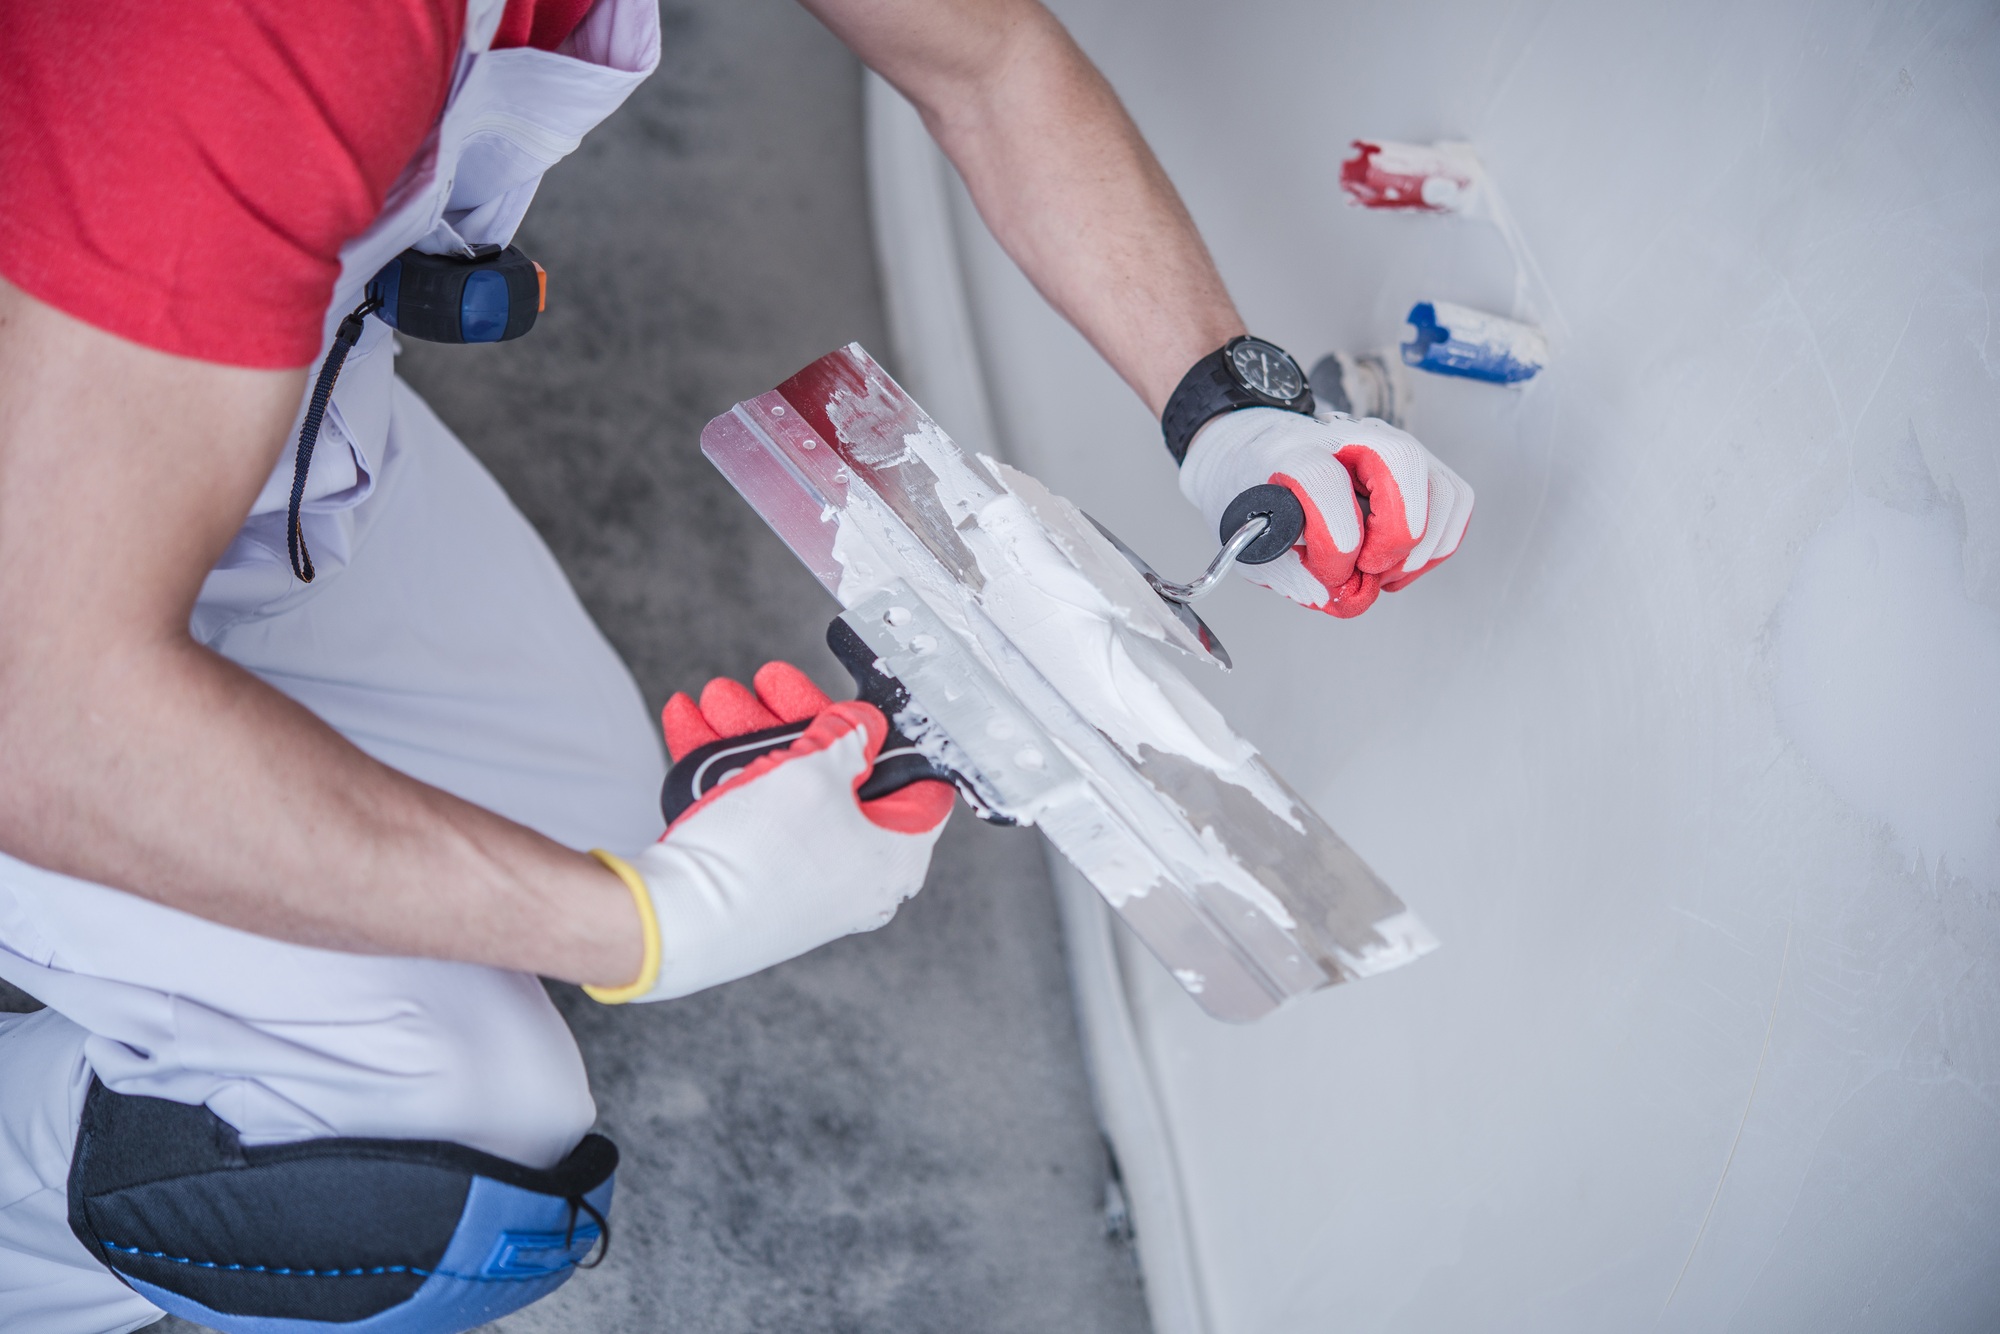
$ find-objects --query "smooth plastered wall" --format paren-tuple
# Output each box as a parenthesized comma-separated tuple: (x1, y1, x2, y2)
(920, 1, 2000, 1330)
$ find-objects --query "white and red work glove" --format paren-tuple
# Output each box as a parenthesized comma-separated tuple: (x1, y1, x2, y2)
(1179, 407, 1474, 618)
(584, 662, 954, 1004)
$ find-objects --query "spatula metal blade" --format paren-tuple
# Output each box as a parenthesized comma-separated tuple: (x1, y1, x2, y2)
(700, 344, 1436, 1021)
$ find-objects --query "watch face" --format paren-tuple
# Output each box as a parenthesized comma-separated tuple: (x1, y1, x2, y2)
(1228, 339, 1304, 401)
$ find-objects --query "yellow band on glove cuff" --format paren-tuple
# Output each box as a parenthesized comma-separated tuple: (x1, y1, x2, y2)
(582, 848, 660, 1004)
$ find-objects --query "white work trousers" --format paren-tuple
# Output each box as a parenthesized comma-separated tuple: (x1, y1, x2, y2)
(0, 377, 668, 1334)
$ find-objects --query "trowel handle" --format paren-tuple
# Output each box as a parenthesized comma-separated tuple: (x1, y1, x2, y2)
(1219, 484, 1307, 563)
(658, 616, 963, 827)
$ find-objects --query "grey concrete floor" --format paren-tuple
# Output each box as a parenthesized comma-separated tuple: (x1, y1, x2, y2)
(2, 2, 1152, 1332)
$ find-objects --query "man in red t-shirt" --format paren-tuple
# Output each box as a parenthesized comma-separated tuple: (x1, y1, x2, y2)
(0, 1, 1472, 1330)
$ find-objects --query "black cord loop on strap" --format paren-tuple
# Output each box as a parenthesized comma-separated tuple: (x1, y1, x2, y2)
(565, 1194, 612, 1269)
(287, 296, 381, 583)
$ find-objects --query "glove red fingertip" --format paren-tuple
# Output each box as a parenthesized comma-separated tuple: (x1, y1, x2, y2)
(1380, 565, 1431, 593)
(1274, 469, 1362, 598)
(752, 660, 832, 723)
(1381, 500, 1473, 592)
(1320, 570, 1382, 619)
(1336, 444, 1421, 576)
(699, 676, 782, 737)
(662, 692, 720, 762)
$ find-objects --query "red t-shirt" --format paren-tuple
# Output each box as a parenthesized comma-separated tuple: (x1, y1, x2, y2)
(0, 0, 595, 369)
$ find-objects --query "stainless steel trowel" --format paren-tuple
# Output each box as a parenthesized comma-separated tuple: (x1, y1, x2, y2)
(1082, 479, 1304, 670)
(661, 488, 1296, 811)
(682, 345, 1435, 1022)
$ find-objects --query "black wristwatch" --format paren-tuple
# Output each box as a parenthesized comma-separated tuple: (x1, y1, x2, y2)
(1161, 335, 1316, 465)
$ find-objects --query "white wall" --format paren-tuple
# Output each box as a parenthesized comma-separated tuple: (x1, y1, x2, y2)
(872, 1, 2000, 1330)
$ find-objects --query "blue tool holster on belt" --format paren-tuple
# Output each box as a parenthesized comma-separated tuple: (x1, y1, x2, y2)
(66, 1079, 616, 1334)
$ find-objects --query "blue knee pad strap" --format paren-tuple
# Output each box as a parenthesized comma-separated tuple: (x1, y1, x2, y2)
(66, 1079, 616, 1334)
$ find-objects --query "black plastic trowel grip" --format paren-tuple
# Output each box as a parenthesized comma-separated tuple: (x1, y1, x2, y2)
(658, 617, 958, 826)
(1219, 483, 1307, 563)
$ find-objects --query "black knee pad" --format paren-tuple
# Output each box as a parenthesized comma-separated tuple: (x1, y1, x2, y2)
(66, 1079, 617, 1334)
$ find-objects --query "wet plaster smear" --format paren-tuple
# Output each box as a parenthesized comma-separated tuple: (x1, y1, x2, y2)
(823, 402, 1317, 938)
(920, 0, 2000, 1330)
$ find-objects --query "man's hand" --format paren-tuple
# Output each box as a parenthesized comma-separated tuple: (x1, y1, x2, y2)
(806, 2, 1477, 619)
(1179, 407, 1474, 618)
(586, 662, 953, 1004)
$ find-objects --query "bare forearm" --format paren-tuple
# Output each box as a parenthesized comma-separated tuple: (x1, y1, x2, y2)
(810, 0, 1243, 415)
(0, 280, 641, 990)
(0, 639, 639, 987)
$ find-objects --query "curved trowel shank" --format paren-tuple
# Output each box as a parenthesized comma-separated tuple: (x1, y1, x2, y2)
(699, 343, 1436, 1021)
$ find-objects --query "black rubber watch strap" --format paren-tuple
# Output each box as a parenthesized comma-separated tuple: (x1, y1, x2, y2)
(1160, 336, 1316, 465)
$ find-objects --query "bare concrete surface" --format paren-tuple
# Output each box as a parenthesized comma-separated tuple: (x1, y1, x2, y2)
(30, 2, 1149, 1332)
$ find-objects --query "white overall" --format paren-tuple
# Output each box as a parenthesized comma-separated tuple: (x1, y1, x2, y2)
(0, 4, 663, 1330)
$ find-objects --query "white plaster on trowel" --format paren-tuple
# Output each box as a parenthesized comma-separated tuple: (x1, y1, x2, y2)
(1334, 908, 1440, 978)
(822, 415, 1319, 934)
(983, 459, 1211, 659)
(970, 485, 1248, 770)
(974, 462, 1308, 832)
(829, 499, 900, 606)
(825, 416, 1304, 830)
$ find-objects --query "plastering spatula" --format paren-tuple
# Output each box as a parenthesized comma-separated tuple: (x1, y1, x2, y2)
(694, 344, 1435, 1021)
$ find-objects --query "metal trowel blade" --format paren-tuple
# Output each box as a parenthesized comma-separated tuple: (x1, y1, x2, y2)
(1083, 514, 1232, 669)
(698, 344, 1436, 1023)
